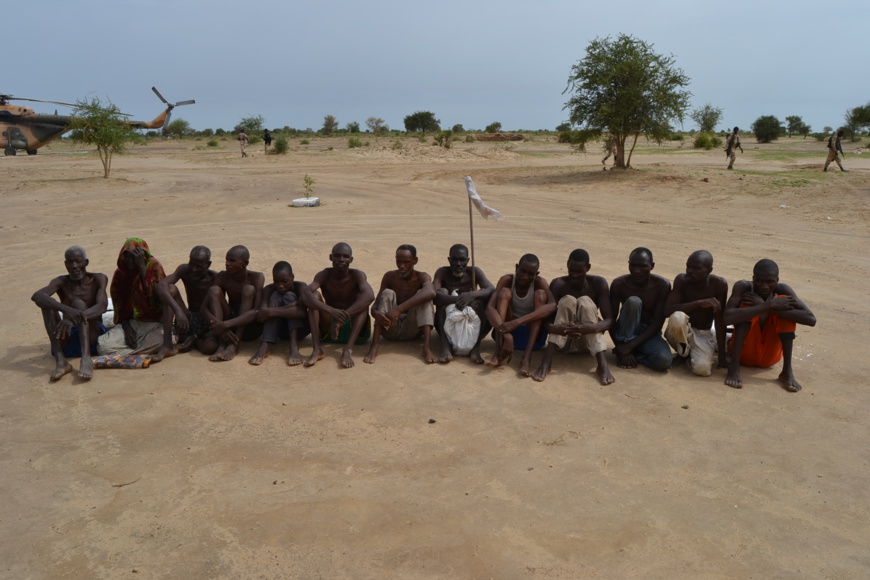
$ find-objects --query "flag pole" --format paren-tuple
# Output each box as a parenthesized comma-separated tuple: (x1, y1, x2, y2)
(468, 196, 477, 289)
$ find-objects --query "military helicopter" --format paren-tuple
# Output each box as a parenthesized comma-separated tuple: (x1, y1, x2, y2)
(1, 87, 194, 156)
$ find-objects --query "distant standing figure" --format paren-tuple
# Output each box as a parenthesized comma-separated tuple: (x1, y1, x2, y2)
(238, 131, 248, 157)
(601, 133, 616, 169)
(263, 129, 272, 149)
(824, 130, 846, 172)
(726, 127, 742, 170)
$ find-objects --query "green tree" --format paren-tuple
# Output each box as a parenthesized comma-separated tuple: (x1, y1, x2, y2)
(555, 122, 571, 132)
(69, 96, 143, 178)
(451, 123, 465, 133)
(485, 121, 502, 133)
(234, 115, 264, 134)
(346, 121, 360, 133)
(166, 118, 192, 139)
(321, 115, 339, 135)
(366, 116, 387, 134)
(843, 103, 870, 141)
(403, 111, 440, 137)
(691, 103, 723, 133)
(785, 115, 810, 138)
(563, 34, 691, 169)
(751, 115, 783, 143)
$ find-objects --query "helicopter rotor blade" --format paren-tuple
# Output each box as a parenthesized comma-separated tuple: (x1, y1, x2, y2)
(151, 86, 169, 105)
(174, 99, 195, 107)
(10, 97, 78, 108)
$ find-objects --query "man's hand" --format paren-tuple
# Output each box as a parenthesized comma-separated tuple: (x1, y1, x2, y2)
(697, 297, 722, 311)
(55, 318, 76, 341)
(121, 319, 138, 349)
(769, 295, 796, 311)
(175, 311, 190, 334)
(494, 319, 519, 335)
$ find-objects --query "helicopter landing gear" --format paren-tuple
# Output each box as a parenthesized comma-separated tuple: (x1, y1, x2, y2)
(26, 149, 38, 155)
(4, 145, 16, 156)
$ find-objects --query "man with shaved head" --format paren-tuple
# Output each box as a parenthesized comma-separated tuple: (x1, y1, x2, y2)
(32, 246, 108, 381)
(201, 245, 265, 362)
(663, 250, 729, 376)
(307, 242, 375, 368)
(609, 247, 672, 372)
(155, 245, 217, 361)
(724, 259, 816, 392)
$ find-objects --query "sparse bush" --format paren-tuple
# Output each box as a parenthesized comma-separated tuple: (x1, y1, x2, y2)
(693, 132, 715, 150)
(555, 122, 571, 132)
(452, 124, 465, 133)
(346, 121, 360, 133)
(434, 130, 453, 149)
(812, 132, 827, 142)
(207, 139, 219, 147)
(300, 139, 310, 145)
(303, 174, 315, 197)
(465, 134, 475, 143)
(248, 134, 261, 145)
(670, 132, 684, 141)
(326, 146, 334, 151)
(271, 135, 289, 154)
(392, 139, 403, 150)
(710, 135, 722, 148)
(348, 136, 363, 148)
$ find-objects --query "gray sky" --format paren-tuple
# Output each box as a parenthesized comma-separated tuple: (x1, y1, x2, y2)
(10, 0, 868, 133)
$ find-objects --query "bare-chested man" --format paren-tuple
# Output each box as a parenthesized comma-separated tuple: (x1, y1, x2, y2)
(433, 244, 495, 364)
(609, 247, 672, 371)
(485, 254, 556, 376)
(154, 245, 217, 361)
(201, 245, 265, 362)
(532, 249, 614, 384)
(663, 250, 728, 376)
(32, 246, 108, 381)
(249, 261, 321, 367)
(307, 242, 375, 368)
(364, 244, 437, 364)
(724, 259, 816, 392)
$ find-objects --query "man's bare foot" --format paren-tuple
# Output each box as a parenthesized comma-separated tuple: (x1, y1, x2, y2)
(177, 335, 196, 353)
(305, 349, 325, 368)
(438, 343, 453, 364)
(779, 370, 802, 392)
(486, 334, 513, 368)
(469, 346, 485, 364)
(423, 347, 438, 364)
(519, 355, 533, 377)
(531, 362, 550, 382)
(77, 356, 94, 380)
(363, 345, 379, 364)
(597, 364, 616, 385)
(51, 359, 73, 382)
(724, 367, 743, 389)
(153, 345, 177, 363)
(287, 351, 303, 366)
(248, 343, 270, 366)
(211, 343, 238, 362)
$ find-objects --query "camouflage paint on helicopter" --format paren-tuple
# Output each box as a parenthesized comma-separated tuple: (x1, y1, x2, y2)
(1, 87, 194, 156)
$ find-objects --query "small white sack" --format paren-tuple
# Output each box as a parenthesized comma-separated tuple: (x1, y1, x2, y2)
(443, 303, 481, 356)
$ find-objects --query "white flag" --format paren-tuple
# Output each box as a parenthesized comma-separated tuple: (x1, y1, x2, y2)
(465, 176, 503, 222)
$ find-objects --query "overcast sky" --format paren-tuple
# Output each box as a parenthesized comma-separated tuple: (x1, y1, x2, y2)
(9, 0, 868, 134)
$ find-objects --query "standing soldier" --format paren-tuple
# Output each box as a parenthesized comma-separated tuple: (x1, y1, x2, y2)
(238, 131, 249, 157)
(601, 132, 616, 169)
(726, 127, 743, 170)
(263, 129, 272, 153)
(823, 129, 847, 172)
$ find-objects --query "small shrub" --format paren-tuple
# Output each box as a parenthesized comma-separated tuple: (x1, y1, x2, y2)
(248, 135, 261, 145)
(558, 130, 573, 143)
(348, 136, 363, 148)
(465, 134, 475, 143)
(693, 132, 714, 150)
(207, 139, 219, 147)
(670, 132, 684, 141)
(451, 124, 465, 133)
(485, 121, 502, 133)
(303, 174, 315, 197)
(710, 135, 722, 148)
(392, 139, 403, 150)
(435, 130, 453, 149)
(300, 139, 310, 145)
(326, 146, 334, 151)
(751, 115, 783, 143)
(271, 135, 289, 154)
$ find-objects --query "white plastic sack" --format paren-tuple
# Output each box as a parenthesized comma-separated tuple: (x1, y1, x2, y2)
(443, 304, 481, 356)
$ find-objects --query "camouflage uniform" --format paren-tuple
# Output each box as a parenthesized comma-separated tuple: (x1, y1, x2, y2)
(238, 132, 248, 157)
(726, 131, 740, 169)
(601, 133, 616, 167)
(824, 133, 845, 171)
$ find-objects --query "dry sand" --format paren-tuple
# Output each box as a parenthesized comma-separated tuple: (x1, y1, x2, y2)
(2, 135, 869, 579)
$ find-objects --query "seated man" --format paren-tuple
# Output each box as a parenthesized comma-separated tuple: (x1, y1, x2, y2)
(532, 249, 614, 385)
(98, 238, 167, 356)
(250, 261, 320, 367)
(31, 246, 108, 381)
(433, 243, 495, 364)
(724, 259, 816, 392)
(364, 244, 437, 364)
(664, 250, 728, 376)
(609, 247, 672, 371)
(308, 242, 374, 368)
(154, 245, 217, 361)
(201, 245, 265, 362)
(485, 254, 556, 376)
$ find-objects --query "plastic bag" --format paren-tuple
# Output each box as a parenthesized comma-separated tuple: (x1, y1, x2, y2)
(443, 304, 481, 356)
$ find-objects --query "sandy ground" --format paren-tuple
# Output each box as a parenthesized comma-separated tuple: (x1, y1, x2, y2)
(2, 135, 869, 579)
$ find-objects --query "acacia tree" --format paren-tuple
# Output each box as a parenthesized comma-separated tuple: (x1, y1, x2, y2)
(843, 103, 870, 141)
(166, 118, 192, 139)
(69, 96, 142, 178)
(366, 116, 387, 135)
(563, 34, 691, 169)
(751, 115, 783, 143)
(785, 115, 810, 138)
(322, 115, 339, 135)
(403, 111, 440, 137)
(691, 103, 723, 133)
(234, 115, 264, 134)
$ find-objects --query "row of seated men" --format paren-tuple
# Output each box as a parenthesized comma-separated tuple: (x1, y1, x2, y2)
(33, 239, 816, 392)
